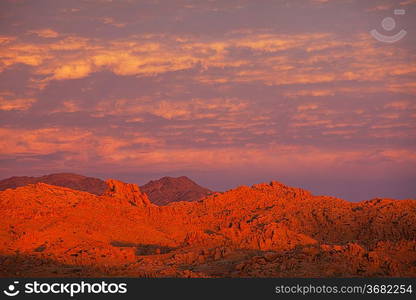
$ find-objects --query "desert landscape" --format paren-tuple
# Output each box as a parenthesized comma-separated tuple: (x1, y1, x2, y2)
(1, 0, 415, 283)
(0, 173, 415, 278)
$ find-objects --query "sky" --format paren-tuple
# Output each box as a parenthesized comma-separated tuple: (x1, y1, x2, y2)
(0, 0, 415, 201)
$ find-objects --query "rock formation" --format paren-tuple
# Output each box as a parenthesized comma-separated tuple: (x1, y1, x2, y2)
(0, 179, 415, 278)
(104, 179, 152, 207)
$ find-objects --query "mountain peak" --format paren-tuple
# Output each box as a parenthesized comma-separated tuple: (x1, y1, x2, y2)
(0, 173, 107, 195)
(140, 176, 212, 206)
(0, 173, 213, 206)
(155, 176, 193, 183)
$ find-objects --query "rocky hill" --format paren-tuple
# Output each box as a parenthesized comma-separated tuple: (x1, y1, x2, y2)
(0, 179, 415, 278)
(0, 173, 107, 195)
(0, 174, 211, 206)
(140, 176, 212, 205)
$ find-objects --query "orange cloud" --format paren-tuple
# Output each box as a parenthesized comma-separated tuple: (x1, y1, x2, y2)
(2, 124, 414, 174)
(384, 101, 414, 110)
(52, 61, 92, 80)
(0, 29, 414, 101)
(400, 0, 416, 5)
(297, 104, 319, 111)
(28, 29, 59, 38)
(93, 97, 249, 120)
(288, 90, 334, 98)
(101, 17, 126, 28)
(0, 97, 36, 111)
(367, 4, 391, 12)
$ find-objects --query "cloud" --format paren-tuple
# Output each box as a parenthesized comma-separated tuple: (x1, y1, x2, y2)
(101, 17, 126, 28)
(0, 96, 36, 111)
(52, 61, 92, 80)
(92, 97, 249, 120)
(366, 4, 392, 12)
(0, 126, 160, 164)
(400, 0, 416, 5)
(0, 0, 414, 201)
(297, 104, 319, 111)
(384, 101, 414, 110)
(28, 29, 59, 38)
(1, 123, 414, 177)
(2, 29, 413, 90)
(287, 90, 334, 98)
(310, 0, 329, 3)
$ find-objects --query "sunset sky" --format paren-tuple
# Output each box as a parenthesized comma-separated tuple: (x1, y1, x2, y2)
(0, 0, 415, 201)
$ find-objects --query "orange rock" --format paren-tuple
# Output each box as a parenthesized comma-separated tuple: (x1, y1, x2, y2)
(103, 179, 151, 207)
(0, 178, 415, 278)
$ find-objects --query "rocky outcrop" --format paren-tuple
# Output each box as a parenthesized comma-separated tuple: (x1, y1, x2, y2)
(0, 179, 415, 278)
(104, 179, 151, 207)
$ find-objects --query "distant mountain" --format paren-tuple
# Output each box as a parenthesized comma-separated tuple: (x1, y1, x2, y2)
(0, 173, 107, 195)
(140, 176, 212, 205)
(0, 173, 212, 205)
